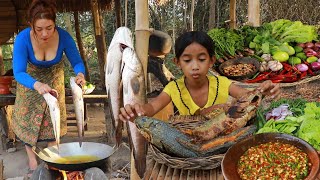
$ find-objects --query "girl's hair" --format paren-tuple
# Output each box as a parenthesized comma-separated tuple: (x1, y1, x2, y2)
(174, 31, 214, 59)
(28, 0, 57, 29)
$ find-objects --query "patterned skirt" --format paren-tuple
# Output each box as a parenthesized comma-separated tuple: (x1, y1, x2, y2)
(12, 61, 67, 146)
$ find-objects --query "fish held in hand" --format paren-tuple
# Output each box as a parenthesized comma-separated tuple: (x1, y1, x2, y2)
(70, 77, 85, 147)
(43, 91, 60, 149)
(105, 27, 133, 146)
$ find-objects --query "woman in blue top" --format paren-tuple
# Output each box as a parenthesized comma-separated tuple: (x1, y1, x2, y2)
(11, 0, 86, 175)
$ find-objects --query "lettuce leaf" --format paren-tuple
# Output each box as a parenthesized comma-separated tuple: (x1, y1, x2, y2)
(297, 102, 320, 150)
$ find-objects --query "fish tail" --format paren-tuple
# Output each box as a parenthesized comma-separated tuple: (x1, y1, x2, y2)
(115, 121, 123, 147)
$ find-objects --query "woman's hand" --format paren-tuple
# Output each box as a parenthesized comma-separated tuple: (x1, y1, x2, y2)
(119, 103, 146, 122)
(257, 80, 280, 99)
(75, 73, 86, 86)
(34, 81, 52, 95)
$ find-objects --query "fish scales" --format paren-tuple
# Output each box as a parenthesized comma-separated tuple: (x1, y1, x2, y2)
(43, 92, 60, 149)
(105, 27, 133, 146)
(122, 46, 148, 177)
(70, 77, 85, 147)
(135, 116, 198, 158)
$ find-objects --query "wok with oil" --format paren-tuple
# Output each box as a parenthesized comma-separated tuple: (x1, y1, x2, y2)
(33, 142, 115, 171)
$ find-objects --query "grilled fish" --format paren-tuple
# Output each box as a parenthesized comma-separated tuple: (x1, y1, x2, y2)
(70, 77, 84, 147)
(43, 91, 60, 149)
(135, 116, 198, 157)
(105, 27, 134, 146)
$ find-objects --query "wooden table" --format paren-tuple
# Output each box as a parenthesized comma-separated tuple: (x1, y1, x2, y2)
(144, 159, 224, 180)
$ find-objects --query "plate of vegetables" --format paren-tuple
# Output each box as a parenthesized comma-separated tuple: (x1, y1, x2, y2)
(82, 82, 95, 94)
(221, 133, 319, 180)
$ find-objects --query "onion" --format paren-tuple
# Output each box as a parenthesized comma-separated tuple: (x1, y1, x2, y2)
(305, 42, 315, 48)
(311, 62, 320, 71)
(315, 42, 320, 48)
(295, 64, 309, 72)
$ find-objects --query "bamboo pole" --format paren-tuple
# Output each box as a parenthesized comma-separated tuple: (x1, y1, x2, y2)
(248, 0, 260, 26)
(74, 11, 90, 81)
(132, 0, 150, 179)
(90, 0, 107, 86)
(229, 0, 236, 29)
(0, 47, 4, 75)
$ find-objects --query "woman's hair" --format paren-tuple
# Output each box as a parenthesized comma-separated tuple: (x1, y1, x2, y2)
(174, 31, 214, 59)
(28, 0, 57, 28)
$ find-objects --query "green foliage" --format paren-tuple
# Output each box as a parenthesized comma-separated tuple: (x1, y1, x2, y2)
(164, 53, 183, 78)
(207, 28, 244, 59)
(268, 19, 318, 43)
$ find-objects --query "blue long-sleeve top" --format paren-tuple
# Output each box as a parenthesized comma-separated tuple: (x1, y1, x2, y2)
(13, 27, 86, 90)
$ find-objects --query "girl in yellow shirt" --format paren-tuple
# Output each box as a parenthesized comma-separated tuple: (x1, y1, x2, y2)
(119, 31, 280, 119)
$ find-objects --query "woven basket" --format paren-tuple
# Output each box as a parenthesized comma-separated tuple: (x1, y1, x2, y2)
(148, 144, 224, 170)
(148, 115, 227, 170)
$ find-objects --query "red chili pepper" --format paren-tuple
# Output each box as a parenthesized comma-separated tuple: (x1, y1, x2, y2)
(282, 77, 298, 83)
(307, 68, 315, 76)
(245, 73, 270, 83)
(271, 79, 283, 83)
(279, 69, 287, 75)
(282, 63, 292, 72)
(299, 71, 307, 79)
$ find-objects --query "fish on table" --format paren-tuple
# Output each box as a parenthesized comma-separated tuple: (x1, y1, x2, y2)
(70, 77, 84, 147)
(105, 27, 134, 146)
(43, 91, 60, 149)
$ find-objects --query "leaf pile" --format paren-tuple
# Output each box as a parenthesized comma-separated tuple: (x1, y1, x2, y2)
(256, 99, 320, 150)
(207, 28, 244, 60)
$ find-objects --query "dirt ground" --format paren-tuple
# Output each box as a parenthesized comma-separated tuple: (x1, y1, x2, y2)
(0, 104, 131, 180)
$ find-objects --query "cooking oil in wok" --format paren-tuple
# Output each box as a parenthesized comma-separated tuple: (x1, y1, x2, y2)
(55, 155, 100, 164)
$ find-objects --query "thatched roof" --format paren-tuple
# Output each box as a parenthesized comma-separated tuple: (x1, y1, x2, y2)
(0, 0, 113, 45)
(12, 0, 113, 12)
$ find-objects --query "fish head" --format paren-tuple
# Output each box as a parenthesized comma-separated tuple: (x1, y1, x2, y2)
(135, 116, 163, 142)
(109, 27, 134, 49)
(228, 90, 262, 118)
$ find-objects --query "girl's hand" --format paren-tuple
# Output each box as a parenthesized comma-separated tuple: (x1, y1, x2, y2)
(34, 81, 52, 95)
(75, 73, 86, 86)
(257, 80, 280, 99)
(119, 103, 146, 122)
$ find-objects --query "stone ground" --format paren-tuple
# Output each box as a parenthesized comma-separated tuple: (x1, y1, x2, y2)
(0, 104, 131, 180)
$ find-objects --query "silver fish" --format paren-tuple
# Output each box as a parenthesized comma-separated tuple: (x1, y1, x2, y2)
(122, 47, 147, 178)
(70, 77, 84, 147)
(43, 92, 60, 149)
(105, 27, 134, 146)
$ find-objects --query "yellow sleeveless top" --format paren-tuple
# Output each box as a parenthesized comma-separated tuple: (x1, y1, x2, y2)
(163, 75, 231, 115)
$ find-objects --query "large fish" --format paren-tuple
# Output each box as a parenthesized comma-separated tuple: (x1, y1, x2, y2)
(122, 47, 148, 178)
(105, 27, 134, 146)
(43, 91, 60, 149)
(70, 77, 84, 147)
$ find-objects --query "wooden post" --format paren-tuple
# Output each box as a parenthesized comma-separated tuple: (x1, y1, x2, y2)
(248, 0, 260, 26)
(229, 0, 236, 29)
(114, 0, 122, 27)
(132, 0, 150, 179)
(74, 11, 90, 81)
(0, 47, 4, 75)
(90, 0, 107, 86)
